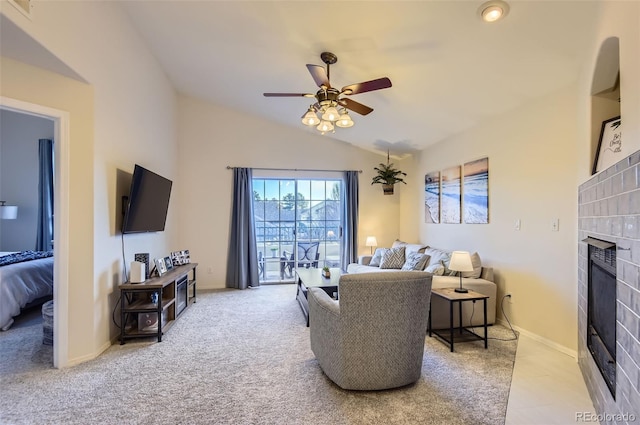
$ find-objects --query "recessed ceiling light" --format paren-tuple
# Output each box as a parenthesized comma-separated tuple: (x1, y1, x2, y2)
(478, 0, 510, 23)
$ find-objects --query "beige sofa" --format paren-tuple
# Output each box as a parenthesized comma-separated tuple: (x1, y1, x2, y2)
(346, 244, 496, 329)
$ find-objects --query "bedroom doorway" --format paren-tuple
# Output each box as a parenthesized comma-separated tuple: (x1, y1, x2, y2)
(0, 97, 70, 369)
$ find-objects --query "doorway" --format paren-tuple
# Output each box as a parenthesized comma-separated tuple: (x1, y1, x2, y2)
(253, 178, 342, 283)
(0, 96, 70, 368)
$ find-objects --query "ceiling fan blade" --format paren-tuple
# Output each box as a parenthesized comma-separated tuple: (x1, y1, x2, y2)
(339, 98, 374, 116)
(263, 93, 314, 97)
(341, 77, 392, 95)
(306, 64, 330, 88)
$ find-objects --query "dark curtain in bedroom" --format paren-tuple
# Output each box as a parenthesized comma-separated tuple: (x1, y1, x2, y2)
(36, 139, 54, 252)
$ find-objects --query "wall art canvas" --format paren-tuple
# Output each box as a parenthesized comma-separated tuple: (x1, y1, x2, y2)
(441, 166, 461, 224)
(593, 116, 622, 174)
(424, 171, 440, 223)
(463, 157, 489, 224)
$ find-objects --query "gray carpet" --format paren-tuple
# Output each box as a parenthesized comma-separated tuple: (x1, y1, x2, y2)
(0, 285, 518, 424)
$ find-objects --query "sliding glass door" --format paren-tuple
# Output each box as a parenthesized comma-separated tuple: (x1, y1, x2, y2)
(253, 178, 342, 283)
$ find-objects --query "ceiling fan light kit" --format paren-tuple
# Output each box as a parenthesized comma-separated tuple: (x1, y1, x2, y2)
(264, 51, 392, 134)
(478, 0, 509, 22)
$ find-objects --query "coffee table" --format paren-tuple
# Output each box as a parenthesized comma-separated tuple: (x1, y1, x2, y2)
(295, 267, 341, 326)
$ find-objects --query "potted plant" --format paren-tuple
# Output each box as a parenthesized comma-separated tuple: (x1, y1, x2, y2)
(322, 266, 331, 278)
(371, 151, 407, 195)
(270, 246, 278, 258)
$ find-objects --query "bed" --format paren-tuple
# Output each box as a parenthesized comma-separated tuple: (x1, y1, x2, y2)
(0, 251, 54, 331)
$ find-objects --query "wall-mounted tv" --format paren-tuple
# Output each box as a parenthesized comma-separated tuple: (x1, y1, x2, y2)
(122, 164, 172, 234)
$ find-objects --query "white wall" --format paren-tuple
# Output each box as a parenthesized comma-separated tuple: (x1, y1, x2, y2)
(1, 1, 177, 364)
(176, 94, 401, 289)
(0, 109, 53, 251)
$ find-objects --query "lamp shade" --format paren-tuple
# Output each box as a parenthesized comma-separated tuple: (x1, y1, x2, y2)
(365, 236, 378, 247)
(0, 202, 18, 220)
(335, 110, 354, 128)
(448, 251, 474, 272)
(301, 107, 320, 126)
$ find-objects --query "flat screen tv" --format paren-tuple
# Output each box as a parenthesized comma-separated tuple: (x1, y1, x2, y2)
(122, 164, 172, 234)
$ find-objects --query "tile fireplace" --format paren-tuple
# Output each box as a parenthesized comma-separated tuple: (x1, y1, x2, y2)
(578, 151, 640, 423)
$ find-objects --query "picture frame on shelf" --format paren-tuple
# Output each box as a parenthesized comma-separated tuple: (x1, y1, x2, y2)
(154, 258, 167, 276)
(171, 249, 190, 266)
(164, 256, 173, 271)
(593, 116, 622, 175)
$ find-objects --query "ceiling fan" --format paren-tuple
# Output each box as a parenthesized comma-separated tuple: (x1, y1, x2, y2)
(263, 52, 392, 133)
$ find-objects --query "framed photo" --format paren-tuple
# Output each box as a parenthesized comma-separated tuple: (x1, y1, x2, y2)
(441, 165, 461, 224)
(593, 116, 622, 174)
(463, 157, 489, 224)
(424, 171, 440, 223)
(154, 257, 167, 276)
(164, 256, 173, 271)
(171, 249, 191, 266)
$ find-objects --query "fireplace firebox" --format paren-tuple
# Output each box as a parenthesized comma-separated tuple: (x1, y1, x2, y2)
(586, 239, 616, 399)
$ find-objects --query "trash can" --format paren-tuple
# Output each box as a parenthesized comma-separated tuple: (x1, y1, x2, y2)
(42, 300, 54, 345)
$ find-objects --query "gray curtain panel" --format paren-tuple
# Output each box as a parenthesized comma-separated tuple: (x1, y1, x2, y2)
(226, 167, 260, 289)
(341, 171, 359, 271)
(36, 139, 54, 252)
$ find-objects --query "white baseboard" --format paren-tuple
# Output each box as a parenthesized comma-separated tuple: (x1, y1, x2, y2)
(65, 340, 112, 368)
(496, 318, 578, 359)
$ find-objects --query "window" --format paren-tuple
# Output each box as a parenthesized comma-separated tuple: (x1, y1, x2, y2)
(253, 178, 342, 283)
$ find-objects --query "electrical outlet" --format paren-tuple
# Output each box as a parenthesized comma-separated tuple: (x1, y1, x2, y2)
(514, 219, 521, 231)
(207, 267, 213, 274)
(551, 218, 559, 232)
(505, 293, 513, 304)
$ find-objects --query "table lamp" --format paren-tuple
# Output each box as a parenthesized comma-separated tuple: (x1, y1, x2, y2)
(365, 236, 377, 254)
(0, 201, 18, 220)
(449, 251, 474, 293)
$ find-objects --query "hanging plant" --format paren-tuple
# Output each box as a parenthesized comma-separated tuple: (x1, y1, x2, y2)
(371, 151, 407, 195)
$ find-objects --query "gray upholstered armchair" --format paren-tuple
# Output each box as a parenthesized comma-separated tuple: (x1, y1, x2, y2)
(308, 271, 433, 390)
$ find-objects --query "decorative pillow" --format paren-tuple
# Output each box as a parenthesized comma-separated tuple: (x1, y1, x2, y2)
(425, 262, 444, 275)
(380, 246, 406, 269)
(401, 253, 430, 271)
(460, 252, 482, 279)
(423, 248, 451, 268)
(369, 248, 388, 267)
(441, 259, 458, 276)
(392, 239, 427, 254)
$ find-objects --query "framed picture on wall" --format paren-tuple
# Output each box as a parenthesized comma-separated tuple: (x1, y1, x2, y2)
(593, 116, 622, 174)
(424, 171, 440, 223)
(463, 157, 489, 224)
(441, 165, 461, 224)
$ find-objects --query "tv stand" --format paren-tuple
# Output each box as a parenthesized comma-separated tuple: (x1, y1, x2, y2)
(119, 263, 197, 344)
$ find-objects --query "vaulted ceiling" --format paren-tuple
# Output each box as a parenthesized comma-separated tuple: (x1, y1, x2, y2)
(3, 2, 603, 158)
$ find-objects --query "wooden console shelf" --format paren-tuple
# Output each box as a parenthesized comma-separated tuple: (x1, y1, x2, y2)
(119, 263, 197, 344)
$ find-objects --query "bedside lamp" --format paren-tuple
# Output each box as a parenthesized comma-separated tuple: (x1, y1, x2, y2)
(0, 201, 18, 220)
(449, 251, 474, 293)
(365, 236, 377, 254)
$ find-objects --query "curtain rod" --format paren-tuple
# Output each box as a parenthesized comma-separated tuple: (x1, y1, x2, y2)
(226, 166, 362, 173)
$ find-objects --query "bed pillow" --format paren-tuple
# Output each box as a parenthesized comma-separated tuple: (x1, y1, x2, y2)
(368, 248, 388, 267)
(401, 253, 430, 271)
(380, 246, 406, 269)
(460, 252, 482, 279)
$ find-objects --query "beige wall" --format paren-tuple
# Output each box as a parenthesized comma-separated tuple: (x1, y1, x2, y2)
(0, 56, 95, 362)
(398, 1, 640, 353)
(1, 1, 177, 364)
(176, 95, 401, 289)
